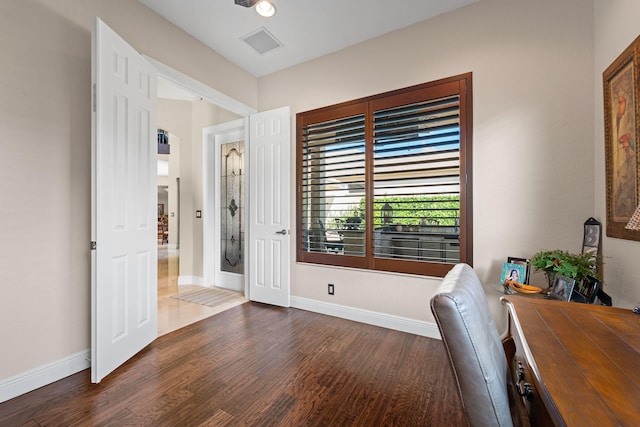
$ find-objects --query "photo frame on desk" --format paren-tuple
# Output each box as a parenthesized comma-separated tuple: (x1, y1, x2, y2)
(507, 257, 531, 284)
(500, 262, 527, 286)
(551, 275, 575, 302)
(582, 218, 601, 255)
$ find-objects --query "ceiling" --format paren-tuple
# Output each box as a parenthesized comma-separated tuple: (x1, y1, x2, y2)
(139, 0, 478, 78)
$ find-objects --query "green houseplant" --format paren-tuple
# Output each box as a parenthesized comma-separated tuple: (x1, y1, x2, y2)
(531, 249, 600, 289)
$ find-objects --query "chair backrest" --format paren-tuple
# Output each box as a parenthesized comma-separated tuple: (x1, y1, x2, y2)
(430, 263, 514, 427)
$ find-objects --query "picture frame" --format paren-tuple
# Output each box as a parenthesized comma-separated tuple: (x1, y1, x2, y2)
(507, 257, 531, 284)
(582, 217, 603, 277)
(500, 262, 526, 285)
(603, 35, 640, 241)
(582, 217, 601, 256)
(571, 278, 600, 304)
(551, 275, 575, 302)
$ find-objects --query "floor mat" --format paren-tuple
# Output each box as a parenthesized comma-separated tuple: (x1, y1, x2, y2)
(171, 287, 247, 308)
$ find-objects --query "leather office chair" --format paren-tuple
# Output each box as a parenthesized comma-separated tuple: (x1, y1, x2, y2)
(430, 263, 527, 427)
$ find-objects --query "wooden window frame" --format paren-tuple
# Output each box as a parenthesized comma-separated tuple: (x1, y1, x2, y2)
(296, 73, 473, 277)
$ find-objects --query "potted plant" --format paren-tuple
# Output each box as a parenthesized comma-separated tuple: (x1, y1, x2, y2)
(531, 249, 600, 290)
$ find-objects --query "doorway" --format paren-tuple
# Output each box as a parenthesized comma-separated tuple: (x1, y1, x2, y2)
(156, 128, 184, 335)
(155, 76, 248, 335)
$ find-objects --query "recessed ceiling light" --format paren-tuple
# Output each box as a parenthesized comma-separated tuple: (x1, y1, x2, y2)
(255, 0, 276, 17)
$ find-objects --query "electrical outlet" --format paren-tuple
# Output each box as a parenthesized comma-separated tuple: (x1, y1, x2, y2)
(328, 283, 335, 295)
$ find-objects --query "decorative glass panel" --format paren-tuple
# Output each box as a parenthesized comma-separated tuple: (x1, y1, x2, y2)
(220, 141, 244, 274)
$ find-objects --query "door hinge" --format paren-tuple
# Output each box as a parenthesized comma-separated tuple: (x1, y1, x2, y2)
(91, 241, 97, 250)
(92, 83, 96, 113)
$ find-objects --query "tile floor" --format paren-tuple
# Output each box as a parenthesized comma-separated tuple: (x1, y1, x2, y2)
(157, 245, 246, 336)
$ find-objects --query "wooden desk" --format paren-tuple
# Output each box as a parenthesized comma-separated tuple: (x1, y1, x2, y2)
(502, 296, 640, 426)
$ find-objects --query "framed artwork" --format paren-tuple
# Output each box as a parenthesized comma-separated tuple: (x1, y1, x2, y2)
(551, 275, 575, 302)
(507, 257, 531, 284)
(500, 262, 526, 285)
(603, 35, 640, 241)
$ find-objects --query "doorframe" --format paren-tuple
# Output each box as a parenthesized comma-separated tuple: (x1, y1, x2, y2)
(143, 56, 256, 297)
(143, 56, 256, 117)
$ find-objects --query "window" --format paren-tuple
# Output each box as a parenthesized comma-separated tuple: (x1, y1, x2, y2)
(296, 74, 472, 277)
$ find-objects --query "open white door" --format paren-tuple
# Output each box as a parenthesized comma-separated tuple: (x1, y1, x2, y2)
(91, 17, 157, 383)
(248, 107, 291, 306)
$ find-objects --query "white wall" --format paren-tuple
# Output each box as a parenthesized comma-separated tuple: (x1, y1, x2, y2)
(165, 132, 181, 247)
(158, 99, 192, 253)
(594, 0, 640, 309)
(258, 0, 596, 326)
(0, 0, 255, 386)
(189, 101, 241, 279)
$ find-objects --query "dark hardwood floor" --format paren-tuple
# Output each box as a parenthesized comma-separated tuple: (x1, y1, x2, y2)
(0, 303, 467, 426)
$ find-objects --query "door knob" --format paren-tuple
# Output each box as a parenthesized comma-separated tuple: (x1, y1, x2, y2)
(275, 229, 288, 235)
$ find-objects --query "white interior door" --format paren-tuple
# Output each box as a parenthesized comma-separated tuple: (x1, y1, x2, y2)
(91, 17, 158, 383)
(248, 107, 291, 306)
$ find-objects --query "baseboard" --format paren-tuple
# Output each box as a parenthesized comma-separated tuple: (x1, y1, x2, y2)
(214, 283, 244, 292)
(0, 350, 90, 404)
(290, 296, 441, 339)
(0, 298, 437, 403)
(178, 275, 204, 286)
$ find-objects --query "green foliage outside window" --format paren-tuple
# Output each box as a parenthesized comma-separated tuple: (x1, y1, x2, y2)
(336, 195, 460, 227)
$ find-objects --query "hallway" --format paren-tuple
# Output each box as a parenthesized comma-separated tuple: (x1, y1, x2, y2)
(157, 245, 246, 335)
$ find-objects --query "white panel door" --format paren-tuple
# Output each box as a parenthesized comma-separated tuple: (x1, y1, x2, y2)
(91, 17, 157, 383)
(248, 107, 291, 306)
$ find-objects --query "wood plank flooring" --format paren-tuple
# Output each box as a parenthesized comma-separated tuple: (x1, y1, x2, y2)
(0, 303, 468, 426)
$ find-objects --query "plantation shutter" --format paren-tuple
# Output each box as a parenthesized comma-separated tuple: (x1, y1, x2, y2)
(372, 94, 461, 265)
(296, 74, 472, 277)
(299, 104, 367, 265)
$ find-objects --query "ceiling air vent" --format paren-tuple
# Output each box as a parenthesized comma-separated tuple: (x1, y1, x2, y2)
(241, 27, 282, 54)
